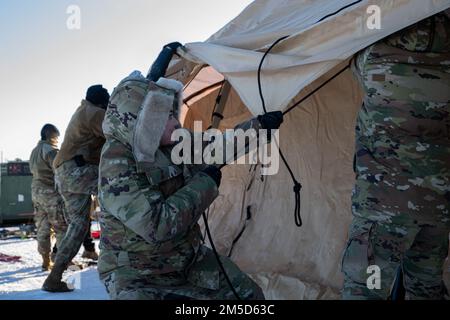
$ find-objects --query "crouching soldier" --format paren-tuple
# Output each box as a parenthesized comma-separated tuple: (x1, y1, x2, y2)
(42, 85, 110, 292)
(97, 43, 283, 300)
(30, 124, 68, 271)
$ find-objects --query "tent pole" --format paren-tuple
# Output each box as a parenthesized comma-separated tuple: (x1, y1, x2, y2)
(210, 81, 231, 129)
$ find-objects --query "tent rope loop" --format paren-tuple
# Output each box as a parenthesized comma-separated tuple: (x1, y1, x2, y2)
(294, 182, 302, 227)
(257, 35, 304, 228)
(257, 32, 353, 227)
(255, 2, 363, 226)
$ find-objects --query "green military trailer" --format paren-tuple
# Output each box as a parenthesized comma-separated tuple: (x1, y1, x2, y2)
(0, 162, 34, 226)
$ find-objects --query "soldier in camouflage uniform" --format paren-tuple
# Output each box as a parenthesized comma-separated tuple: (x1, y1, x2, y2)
(42, 85, 110, 292)
(30, 124, 68, 271)
(342, 9, 450, 300)
(97, 44, 283, 300)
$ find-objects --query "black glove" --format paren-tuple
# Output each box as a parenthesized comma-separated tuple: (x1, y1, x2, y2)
(148, 42, 183, 82)
(257, 111, 284, 130)
(201, 165, 222, 187)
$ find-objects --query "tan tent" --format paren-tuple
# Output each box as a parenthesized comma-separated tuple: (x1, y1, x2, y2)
(166, 0, 450, 299)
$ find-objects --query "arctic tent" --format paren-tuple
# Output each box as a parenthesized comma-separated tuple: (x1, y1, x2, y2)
(166, 0, 450, 299)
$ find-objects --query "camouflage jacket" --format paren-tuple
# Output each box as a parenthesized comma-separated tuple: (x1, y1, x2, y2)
(54, 100, 105, 168)
(352, 9, 450, 224)
(98, 72, 261, 277)
(30, 140, 58, 189)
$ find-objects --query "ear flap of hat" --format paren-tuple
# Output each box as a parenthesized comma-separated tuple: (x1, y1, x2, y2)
(156, 77, 183, 120)
(132, 82, 176, 172)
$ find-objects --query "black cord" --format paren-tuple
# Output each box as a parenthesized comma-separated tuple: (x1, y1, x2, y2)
(257, 35, 289, 114)
(317, 0, 363, 23)
(257, 35, 303, 227)
(202, 212, 241, 300)
(257, 0, 362, 114)
(283, 62, 351, 115)
(256, 35, 353, 227)
(200, 1, 362, 299)
(227, 206, 252, 258)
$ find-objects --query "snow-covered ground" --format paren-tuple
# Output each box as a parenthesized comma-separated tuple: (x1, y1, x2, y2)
(1, 229, 449, 300)
(0, 236, 109, 300)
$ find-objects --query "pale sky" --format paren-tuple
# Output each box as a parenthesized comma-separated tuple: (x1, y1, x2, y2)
(0, 0, 253, 161)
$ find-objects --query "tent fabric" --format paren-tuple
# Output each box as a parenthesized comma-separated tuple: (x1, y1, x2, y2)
(182, 67, 450, 300)
(176, 0, 450, 299)
(180, 0, 450, 116)
(183, 65, 363, 299)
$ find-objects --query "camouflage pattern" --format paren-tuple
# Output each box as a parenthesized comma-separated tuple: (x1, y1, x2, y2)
(30, 140, 67, 256)
(342, 216, 449, 299)
(32, 186, 67, 256)
(98, 72, 264, 300)
(101, 246, 263, 300)
(342, 10, 450, 299)
(51, 159, 98, 269)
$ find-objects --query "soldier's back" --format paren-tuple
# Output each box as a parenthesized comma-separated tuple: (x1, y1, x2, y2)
(352, 9, 450, 225)
(30, 141, 58, 189)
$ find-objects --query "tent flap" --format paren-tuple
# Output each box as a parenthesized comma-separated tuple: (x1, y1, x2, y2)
(181, 0, 450, 116)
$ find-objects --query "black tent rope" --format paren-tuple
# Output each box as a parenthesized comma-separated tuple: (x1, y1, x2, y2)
(202, 39, 350, 299)
(257, 33, 352, 227)
(317, 0, 362, 23)
(202, 210, 242, 300)
(283, 62, 351, 116)
(200, 0, 360, 299)
(257, 35, 303, 227)
(227, 205, 252, 258)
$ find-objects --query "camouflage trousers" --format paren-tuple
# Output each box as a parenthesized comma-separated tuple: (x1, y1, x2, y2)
(100, 245, 265, 300)
(53, 160, 98, 269)
(342, 215, 450, 300)
(32, 186, 67, 256)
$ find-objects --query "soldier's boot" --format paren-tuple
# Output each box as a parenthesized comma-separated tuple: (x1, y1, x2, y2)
(81, 250, 98, 261)
(41, 254, 53, 272)
(42, 264, 73, 293)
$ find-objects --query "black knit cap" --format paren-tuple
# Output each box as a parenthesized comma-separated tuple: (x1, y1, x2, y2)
(86, 84, 110, 109)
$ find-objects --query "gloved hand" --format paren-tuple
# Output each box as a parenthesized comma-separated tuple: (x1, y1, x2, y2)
(201, 165, 222, 187)
(148, 42, 183, 82)
(257, 111, 284, 130)
(164, 42, 182, 52)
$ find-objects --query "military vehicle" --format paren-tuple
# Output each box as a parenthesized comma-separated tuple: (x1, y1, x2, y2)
(0, 161, 34, 225)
